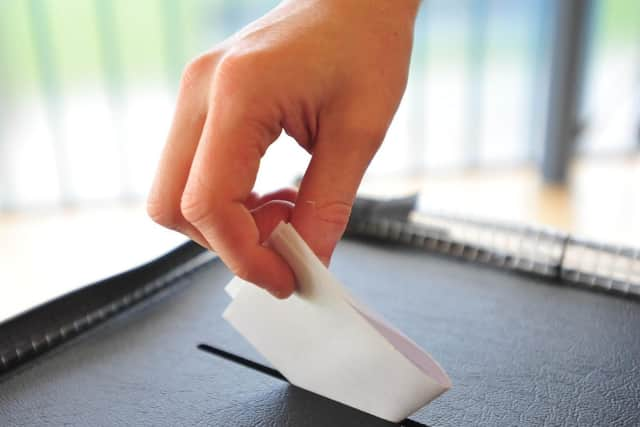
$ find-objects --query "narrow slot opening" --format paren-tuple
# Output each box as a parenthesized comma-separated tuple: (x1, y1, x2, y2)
(197, 343, 286, 382)
(196, 344, 428, 427)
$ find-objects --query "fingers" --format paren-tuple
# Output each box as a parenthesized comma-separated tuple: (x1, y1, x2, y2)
(292, 120, 383, 265)
(181, 91, 296, 298)
(147, 55, 217, 249)
(148, 50, 298, 297)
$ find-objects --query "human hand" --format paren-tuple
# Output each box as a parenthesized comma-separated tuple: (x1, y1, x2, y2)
(147, 0, 420, 298)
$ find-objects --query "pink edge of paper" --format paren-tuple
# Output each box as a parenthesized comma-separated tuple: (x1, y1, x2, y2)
(349, 302, 452, 390)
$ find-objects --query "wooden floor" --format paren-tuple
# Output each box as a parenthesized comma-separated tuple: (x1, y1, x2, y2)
(1, 155, 638, 321)
(361, 155, 640, 246)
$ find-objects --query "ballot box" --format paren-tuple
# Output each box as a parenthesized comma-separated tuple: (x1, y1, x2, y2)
(1, 197, 639, 426)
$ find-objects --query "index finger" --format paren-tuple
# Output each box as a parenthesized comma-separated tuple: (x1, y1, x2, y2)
(180, 99, 295, 298)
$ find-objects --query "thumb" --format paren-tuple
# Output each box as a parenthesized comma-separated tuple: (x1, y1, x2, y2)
(291, 125, 382, 265)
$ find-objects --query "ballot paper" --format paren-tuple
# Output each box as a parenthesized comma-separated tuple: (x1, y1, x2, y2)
(223, 222, 452, 422)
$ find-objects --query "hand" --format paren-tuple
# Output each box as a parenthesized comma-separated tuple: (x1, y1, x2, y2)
(147, 0, 419, 298)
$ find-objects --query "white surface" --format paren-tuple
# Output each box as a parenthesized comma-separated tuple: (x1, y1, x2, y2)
(0, 205, 187, 323)
(223, 222, 451, 422)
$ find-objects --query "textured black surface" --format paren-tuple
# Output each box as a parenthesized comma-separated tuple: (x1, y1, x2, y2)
(0, 241, 207, 373)
(2, 240, 640, 426)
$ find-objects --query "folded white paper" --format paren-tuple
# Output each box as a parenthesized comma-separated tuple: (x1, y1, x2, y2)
(223, 222, 451, 422)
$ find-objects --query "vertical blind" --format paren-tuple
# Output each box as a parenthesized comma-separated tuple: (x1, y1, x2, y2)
(0, 0, 638, 211)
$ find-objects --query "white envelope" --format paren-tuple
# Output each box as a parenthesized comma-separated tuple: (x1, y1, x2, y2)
(223, 222, 451, 422)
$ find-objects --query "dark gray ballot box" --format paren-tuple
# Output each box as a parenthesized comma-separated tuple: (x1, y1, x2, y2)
(2, 199, 639, 426)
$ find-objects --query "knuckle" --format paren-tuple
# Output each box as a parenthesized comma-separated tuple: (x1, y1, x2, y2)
(313, 200, 352, 229)
(218, 51, 251, 74)
(215, 51, 255, 90)
(179, 187, 212, 226)
(146, 196, 181, 230)
(180, 54, 214, 89)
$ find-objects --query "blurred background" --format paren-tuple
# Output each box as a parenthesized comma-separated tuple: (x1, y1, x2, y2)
(1, 0, 639, 319)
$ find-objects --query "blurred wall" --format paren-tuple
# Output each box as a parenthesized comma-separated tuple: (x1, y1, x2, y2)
(0, 0, 638, 211)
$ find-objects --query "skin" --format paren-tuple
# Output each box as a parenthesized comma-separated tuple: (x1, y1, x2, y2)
(148, 0, 421, 298)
